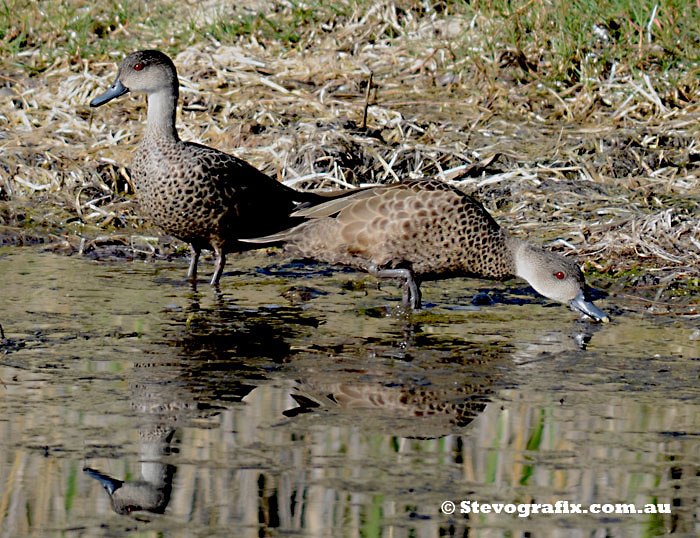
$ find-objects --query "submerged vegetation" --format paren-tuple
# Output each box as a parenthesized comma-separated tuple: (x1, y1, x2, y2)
(1, 0, 699, 312)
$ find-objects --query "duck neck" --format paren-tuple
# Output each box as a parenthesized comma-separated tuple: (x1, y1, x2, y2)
(506, 235, 536, 281)
(144, 88, 179, 141)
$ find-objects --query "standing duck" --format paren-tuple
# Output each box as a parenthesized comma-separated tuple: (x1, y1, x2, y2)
(90, 50, 324, 285)
(245, 179, 609, 322)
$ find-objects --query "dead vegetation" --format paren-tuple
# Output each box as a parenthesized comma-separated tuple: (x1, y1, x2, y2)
(1, 1, 700, 311)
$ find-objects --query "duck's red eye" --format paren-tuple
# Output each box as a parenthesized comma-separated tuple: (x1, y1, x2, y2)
(555, 271, 565, 280)
(134, 62, 144, 71)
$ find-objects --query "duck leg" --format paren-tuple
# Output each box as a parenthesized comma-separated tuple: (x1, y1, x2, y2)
(210, 247, 226, 286)
(368, 265, 422, 310)
(187, 245, 200, 282)
(403, 274, 422, 310)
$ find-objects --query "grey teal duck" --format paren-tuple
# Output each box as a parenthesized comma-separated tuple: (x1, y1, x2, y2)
(90, 50, 325, 285)
(246, 179, 609, 322)
(285, 380, 489, 438)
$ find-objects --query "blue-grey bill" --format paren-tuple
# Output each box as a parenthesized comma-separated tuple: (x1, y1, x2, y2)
(569, 290, 609, 323)
(90, 79, 128, 107)
(84, 467, 123, 494)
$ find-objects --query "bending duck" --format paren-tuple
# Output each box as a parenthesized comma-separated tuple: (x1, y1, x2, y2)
(90, 50, 324, 285)
(245, 179, 609, 322)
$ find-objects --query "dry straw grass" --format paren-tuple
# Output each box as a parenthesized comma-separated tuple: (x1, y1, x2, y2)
(1, 1, 700, 310)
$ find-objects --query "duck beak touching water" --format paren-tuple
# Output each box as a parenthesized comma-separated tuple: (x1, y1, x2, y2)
(569, 290, 609, 323)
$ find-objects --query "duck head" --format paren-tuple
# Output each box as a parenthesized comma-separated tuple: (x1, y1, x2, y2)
(513, 242, 609, 323)
(90, 50, 178, 107)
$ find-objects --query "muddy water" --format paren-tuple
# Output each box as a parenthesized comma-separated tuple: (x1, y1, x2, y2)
(0, 247, 698, 537)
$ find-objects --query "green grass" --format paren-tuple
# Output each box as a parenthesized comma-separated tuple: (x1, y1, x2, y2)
(0, 0, 192, 71)
(0, 0, 360, 72)
(2, 0, 699, 82)
(462, 0, 700, 83)
(201, 0, 355, 46)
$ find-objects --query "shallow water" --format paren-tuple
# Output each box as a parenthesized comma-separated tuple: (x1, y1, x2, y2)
(0, 247, 698, 537)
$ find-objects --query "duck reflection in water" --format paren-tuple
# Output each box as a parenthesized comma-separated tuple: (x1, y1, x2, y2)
(279, 322, 509, 439)
(82, 367, 187, 519)
(284, 378, 492, 439)
(84, 428, 176, 516)
(82, 293, 306, 517)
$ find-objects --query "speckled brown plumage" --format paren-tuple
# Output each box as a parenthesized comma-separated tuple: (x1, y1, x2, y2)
(280, 179, 514, 278)
(288, 381, 488, 431)
(247, 179, 609, 321)
(129, 133, 314, 261)
(90, 50, 323, 285)
(284, 374, 489, 438)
